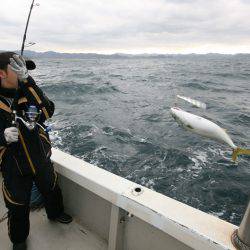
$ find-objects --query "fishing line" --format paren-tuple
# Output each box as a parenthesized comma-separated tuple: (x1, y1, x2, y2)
(169, 78, 179, 107)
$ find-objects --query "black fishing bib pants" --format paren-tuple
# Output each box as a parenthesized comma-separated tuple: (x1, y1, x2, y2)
(0, 76, 64, 244)
(2, 143, 63, 243)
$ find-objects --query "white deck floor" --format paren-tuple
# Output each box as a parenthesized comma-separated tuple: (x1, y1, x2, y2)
(0, 197, 108, 250)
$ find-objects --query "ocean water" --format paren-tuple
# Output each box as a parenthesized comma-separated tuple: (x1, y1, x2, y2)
(32, 54, 250, 225)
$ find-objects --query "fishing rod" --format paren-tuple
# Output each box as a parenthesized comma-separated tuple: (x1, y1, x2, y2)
(20, 0, 39, 55)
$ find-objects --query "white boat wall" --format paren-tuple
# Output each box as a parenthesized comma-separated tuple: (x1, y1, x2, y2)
(0, 148, 238, 249)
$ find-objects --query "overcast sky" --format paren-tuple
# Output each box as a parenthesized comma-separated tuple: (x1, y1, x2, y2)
(1, 0, 250, 54)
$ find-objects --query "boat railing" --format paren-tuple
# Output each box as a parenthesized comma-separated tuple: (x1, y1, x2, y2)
(231, 201, 250, 250)
(51, 147, 238, 250)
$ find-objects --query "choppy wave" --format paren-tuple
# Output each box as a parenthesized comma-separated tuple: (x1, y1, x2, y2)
(33, 55, 250, 225)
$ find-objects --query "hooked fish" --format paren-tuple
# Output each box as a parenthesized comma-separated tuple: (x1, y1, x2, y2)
(177, 95, 207, 109)
(170, 107, 250, 161)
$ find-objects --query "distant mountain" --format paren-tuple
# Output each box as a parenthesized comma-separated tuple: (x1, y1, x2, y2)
(1, 50, 250, 59)
(19, 50, 172, 59)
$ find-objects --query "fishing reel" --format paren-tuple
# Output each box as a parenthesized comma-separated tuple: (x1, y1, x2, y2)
(12, 105, 43, 130)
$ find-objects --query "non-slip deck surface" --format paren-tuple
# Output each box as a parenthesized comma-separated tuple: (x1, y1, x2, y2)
(0, 198, 107, 250)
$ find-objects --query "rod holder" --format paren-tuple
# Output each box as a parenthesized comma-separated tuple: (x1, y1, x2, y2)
(232, 201, 250, 249)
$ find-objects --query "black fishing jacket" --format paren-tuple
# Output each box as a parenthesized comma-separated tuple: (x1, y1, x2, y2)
(0, 76, 54, 175)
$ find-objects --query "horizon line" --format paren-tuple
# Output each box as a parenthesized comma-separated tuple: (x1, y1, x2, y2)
(3, 49, 250, 56)
(17, 50, 250, 56)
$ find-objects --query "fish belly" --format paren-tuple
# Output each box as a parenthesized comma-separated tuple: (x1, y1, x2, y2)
(183, 114, 235, 148)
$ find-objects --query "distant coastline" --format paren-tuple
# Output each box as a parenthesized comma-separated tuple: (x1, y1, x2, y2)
(1, 50, 250, 59)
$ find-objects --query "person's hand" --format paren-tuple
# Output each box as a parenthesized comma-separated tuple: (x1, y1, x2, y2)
(9, 54, 29, 81)
(4, 127, 19, 144)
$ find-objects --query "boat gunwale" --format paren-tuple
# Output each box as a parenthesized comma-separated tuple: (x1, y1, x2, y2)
(51, 147, 237, 250)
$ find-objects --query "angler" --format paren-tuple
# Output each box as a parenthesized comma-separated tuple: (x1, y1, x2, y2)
(0, 52, 72, 250)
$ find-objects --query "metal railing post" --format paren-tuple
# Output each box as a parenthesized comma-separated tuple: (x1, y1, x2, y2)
(232, 201, 250, 249)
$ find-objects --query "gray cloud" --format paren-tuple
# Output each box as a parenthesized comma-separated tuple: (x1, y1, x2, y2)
(1, 0, 250, 53)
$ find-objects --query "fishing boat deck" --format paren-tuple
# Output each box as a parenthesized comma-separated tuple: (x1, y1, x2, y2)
(0, 195, 107, 250)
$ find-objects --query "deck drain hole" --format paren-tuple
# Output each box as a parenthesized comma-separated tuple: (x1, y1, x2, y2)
(135, 187, 141, 193)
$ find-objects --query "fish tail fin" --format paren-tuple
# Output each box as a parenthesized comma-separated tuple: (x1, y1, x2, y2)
(232, 147, 250, 161)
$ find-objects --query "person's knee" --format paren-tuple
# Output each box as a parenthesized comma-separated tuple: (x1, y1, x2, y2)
(36, 171, 58, 195)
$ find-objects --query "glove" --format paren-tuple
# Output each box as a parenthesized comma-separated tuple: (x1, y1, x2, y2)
(4, 127, 19, 144)
(9, 54, 29, 81)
